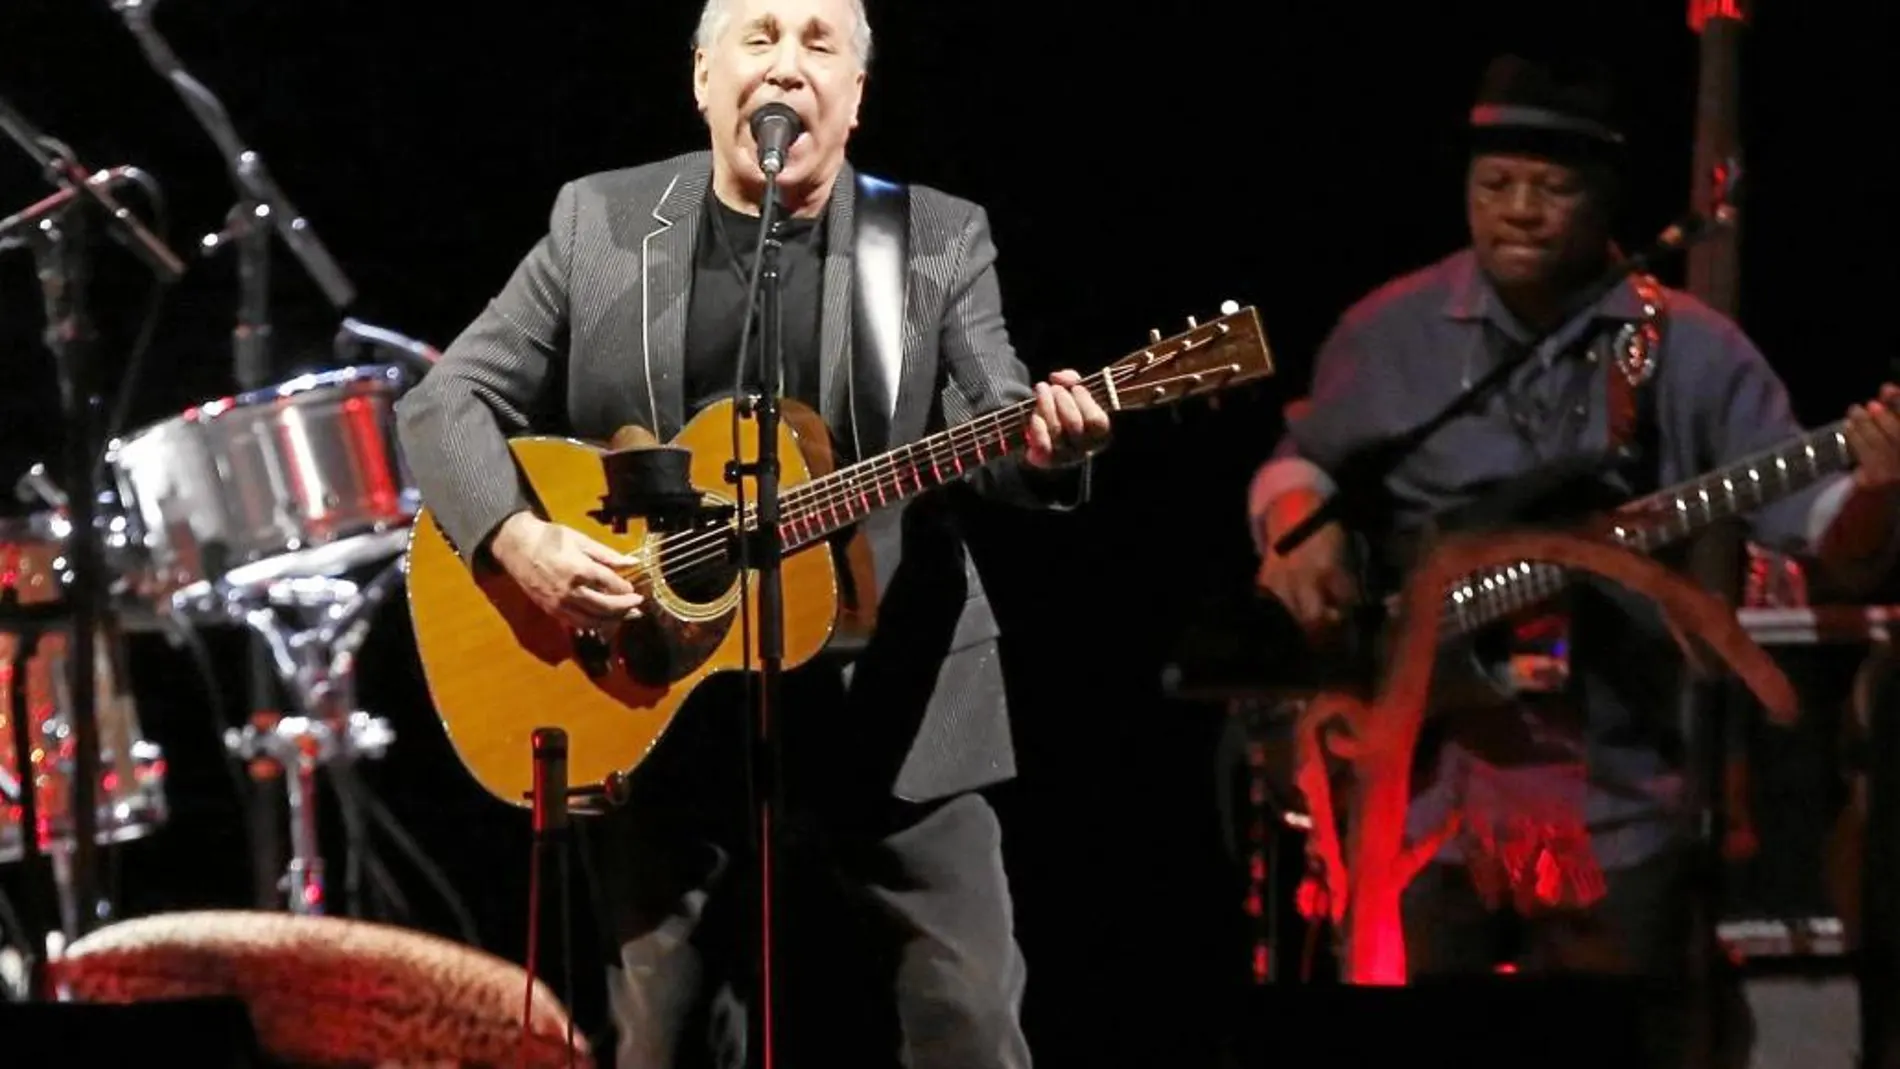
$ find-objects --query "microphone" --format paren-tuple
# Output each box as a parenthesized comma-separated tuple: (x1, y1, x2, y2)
(749, 102, 803, 178)
(0, 166, 146, 247)
(1655, 154, 1746, 254)
(0, 95, 185, 280)
(531, 727, 569, 837)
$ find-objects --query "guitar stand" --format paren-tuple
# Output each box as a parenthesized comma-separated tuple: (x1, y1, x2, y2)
(519, 727, 581, 1069)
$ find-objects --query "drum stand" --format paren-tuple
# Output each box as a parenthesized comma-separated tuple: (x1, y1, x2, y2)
(214, 562, 401, 915)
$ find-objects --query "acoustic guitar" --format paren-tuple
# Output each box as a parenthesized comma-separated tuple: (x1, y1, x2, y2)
(406, 305, 1274, 808)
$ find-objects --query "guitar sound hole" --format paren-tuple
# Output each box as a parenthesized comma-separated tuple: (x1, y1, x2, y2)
(656, 525, 740, 605)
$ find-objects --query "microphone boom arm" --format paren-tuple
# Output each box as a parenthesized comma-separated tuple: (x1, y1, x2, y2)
(113, 0, 355, 387)
(0, 96, 183, 278)
(115, 1, 353, 306)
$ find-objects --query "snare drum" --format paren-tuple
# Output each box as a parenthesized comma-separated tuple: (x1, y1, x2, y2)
(0, 621, 167, 861)
(105, 365, 418, 608)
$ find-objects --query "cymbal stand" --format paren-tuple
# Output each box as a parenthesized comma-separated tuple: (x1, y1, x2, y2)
(111, 0, 357, 393)
(215, 563, 400, 914)
(0, 95, 184, 988)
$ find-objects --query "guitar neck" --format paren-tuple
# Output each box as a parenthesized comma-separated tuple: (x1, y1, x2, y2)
(1437, 417, 1857, 638)
(704, 303, 1265, 554)
(761, 372, 1113, 551)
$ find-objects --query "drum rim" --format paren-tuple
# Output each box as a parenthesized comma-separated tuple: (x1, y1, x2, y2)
(222, 362, 404, 413)
(105, 362, 406, 452)
(0, 509, 72, 540)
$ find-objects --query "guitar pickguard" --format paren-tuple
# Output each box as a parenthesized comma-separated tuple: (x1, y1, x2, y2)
(616, 508, 743, 687)
(615, 598, 736, 687)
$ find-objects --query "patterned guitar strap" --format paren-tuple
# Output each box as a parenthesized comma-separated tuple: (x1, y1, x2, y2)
(1605, 273, 1667, 477)
(1465, 272, 1670, 916)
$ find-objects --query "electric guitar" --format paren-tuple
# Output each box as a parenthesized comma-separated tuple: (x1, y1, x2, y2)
(1380, 412, 1864, 700)
(405, 305, 1274, 808)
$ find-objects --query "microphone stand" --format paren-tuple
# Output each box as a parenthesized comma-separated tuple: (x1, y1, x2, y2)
(0, 94, 185, 970)
(752, 175, 789, 1069)
(112, 0, 360, 911)
(519, 727, 575, 1069)
(113, 0, 357, 389)
(719, 166, 789, 1069)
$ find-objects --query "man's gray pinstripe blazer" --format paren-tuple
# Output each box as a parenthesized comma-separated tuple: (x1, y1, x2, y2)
(396, 149, 1088, 802)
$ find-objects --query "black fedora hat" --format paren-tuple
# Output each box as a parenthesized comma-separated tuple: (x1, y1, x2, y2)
(1467, 53, 1627, 165)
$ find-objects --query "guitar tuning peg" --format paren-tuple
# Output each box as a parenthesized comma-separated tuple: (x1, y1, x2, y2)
(1148, 328, 1162, 343)
(1220, 300, 1239, 315)
(1186, 315, 1199, 328)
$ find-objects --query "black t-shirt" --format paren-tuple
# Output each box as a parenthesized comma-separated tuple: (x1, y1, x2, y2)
(682, 194, 827, 419)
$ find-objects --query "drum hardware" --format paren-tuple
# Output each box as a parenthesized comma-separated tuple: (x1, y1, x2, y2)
(334, 317, 442, 379)
(1, 502, 175, 932)
(0, 509, 171, 940)
(8, 475, 165, 635)
(13, 464, 67, 511)
(0, 618, 168, 922)
(0, 93, 186, 987)
(103, 362, 419, 624)
(90, 356, 431, 918)
(101, 357, 419, 908)
(209, 565, 402, 916)
(195, 563, 477, 943)
(111, 0, 365, 920)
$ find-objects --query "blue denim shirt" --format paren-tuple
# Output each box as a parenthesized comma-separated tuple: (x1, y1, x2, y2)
(1250, 248, 1851, 869)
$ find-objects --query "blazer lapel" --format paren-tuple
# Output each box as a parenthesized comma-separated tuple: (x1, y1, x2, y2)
(818, 163, 857, 443)
(642, 161, 709, 439)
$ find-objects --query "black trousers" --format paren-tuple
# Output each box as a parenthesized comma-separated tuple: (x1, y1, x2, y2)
(576, 665, 1030, 1069)
(1402, 847, 1753, 1069)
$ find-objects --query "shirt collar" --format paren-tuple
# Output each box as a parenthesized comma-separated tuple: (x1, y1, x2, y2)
(1441, 247, 1649, 341)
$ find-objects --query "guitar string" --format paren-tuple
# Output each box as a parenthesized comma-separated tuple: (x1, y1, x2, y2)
(1446, 500, 1790, 629)
(626, 348, 1248, 586)
(604, 375, 1103, 588)
(730, 324, 1257, 533)
(608, 365, 1131, 590)
(1432, 420, 1857, 633)
(757, 333, 1249, 527)
(609, 335, 1249, 592)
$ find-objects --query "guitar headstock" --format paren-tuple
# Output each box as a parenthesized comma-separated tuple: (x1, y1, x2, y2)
(1102, 302, 1273, 412)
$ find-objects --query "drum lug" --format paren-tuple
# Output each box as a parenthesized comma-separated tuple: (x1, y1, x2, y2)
(12, 463, 67, 510)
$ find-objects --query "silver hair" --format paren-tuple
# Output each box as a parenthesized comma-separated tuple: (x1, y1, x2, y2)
(693, 0, 873, 67)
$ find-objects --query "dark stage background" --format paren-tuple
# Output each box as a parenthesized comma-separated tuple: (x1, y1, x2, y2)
(1, 1, 1897, 1065)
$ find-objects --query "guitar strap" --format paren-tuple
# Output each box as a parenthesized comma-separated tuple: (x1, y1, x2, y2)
(847, 171, 909, 462)
(1506, 276, 1670, 688)
(1603, 272, 1668, 491)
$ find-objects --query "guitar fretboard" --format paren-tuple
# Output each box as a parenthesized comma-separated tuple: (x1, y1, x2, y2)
(721, 322, 1246, 548)
(762, 374, 1113, 550)
(1438, 418, 1857, 637)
